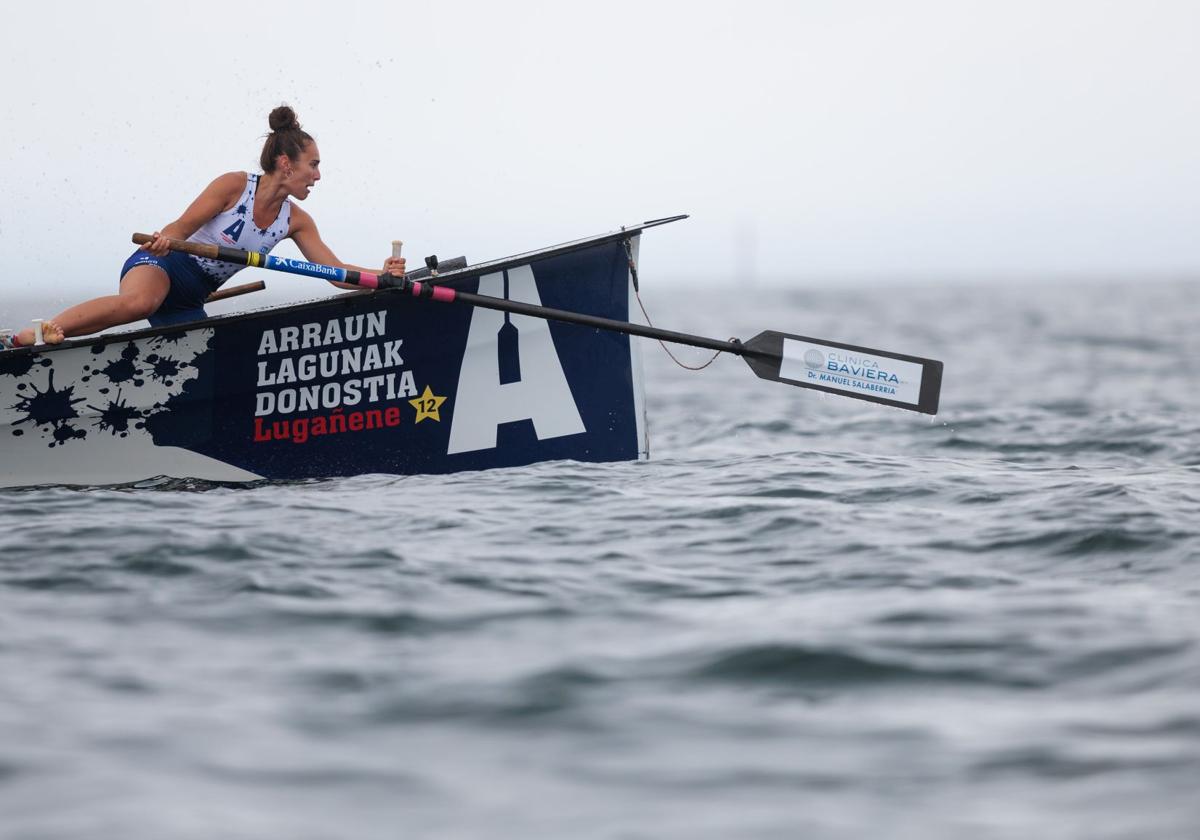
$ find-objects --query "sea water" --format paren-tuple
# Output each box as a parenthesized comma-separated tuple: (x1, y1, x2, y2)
(1, 280, 1197, 839)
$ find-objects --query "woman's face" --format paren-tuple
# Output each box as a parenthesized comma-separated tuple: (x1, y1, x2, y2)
(283, 142, 321, 200)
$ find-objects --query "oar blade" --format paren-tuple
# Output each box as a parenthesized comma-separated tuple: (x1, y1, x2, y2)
(741, 331, 943, 415)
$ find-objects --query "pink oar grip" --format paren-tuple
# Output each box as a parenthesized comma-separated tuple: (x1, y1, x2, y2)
(409, 282, 456, 302)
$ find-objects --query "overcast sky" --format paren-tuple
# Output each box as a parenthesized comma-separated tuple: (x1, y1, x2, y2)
(1, 0, 1197, 307)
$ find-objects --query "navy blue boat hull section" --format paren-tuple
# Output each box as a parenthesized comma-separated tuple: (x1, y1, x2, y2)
(0, 241, 646, 487)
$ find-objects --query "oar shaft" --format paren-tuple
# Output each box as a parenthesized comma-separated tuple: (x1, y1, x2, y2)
(128, 229, 942, 413)
(131, 234, 381, 288)
(428, 285, 743, 355)
(133, 231, 746, 356)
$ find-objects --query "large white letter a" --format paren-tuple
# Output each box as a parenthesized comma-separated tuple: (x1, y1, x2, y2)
(447, 266, 586, 454)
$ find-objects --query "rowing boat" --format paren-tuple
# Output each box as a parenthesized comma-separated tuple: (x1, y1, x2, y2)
(0, 216, 942, 489)
(0, 219, 673, 488)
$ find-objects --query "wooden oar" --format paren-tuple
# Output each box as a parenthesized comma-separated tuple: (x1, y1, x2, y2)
(132, 232, 943, 414)
(205, 280, 265, 303)
(132, 233, 384, 287)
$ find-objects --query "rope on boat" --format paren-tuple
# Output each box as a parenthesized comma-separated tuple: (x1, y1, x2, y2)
(625, 238, 723, 372)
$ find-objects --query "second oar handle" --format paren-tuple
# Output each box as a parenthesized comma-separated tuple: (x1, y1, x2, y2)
(205, 280, 266, 303)
(392, 240, 403, 259)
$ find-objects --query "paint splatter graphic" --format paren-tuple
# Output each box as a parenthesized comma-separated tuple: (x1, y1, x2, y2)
(80, 342, 189, 392)
(10, 370, 88, 446)
(0, 353, 52, 379)
(2, 329, 212, 450)
(144, 353, 182, 387)
(88, 390, 146, 438)
(89, 343, 145, 389)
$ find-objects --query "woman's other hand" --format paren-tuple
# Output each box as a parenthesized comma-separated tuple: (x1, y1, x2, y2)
(140, 231, 172, 257)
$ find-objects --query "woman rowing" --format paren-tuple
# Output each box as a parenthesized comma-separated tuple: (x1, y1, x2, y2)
(2, 105, 404, 349)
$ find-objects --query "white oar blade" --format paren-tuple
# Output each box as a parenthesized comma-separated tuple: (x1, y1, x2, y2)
(742, 331, 943, 415)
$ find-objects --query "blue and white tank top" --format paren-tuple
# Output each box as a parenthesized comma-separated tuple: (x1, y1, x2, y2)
(187, 173, 291, 285)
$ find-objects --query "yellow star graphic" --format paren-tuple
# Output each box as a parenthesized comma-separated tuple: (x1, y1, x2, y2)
(409, 385, 448, 424)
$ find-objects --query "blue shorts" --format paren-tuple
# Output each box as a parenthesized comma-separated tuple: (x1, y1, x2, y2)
(121, 249, 221, 327)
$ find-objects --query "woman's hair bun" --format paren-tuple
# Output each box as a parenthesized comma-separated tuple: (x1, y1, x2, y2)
(260, 105, 314, 173)
(268, 105, 301, 133)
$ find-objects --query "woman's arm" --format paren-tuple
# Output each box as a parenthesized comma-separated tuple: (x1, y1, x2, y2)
(289, 204, 406, 288)
(141, 172, 247, 255)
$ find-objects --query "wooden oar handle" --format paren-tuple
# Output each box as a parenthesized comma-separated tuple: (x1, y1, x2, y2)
(132, 234, 266, 304)
(132, 233, 220, 260)
(206, 280, 266, 303)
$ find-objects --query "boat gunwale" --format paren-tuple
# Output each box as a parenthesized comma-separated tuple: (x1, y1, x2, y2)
(4, 216, 686, 358)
